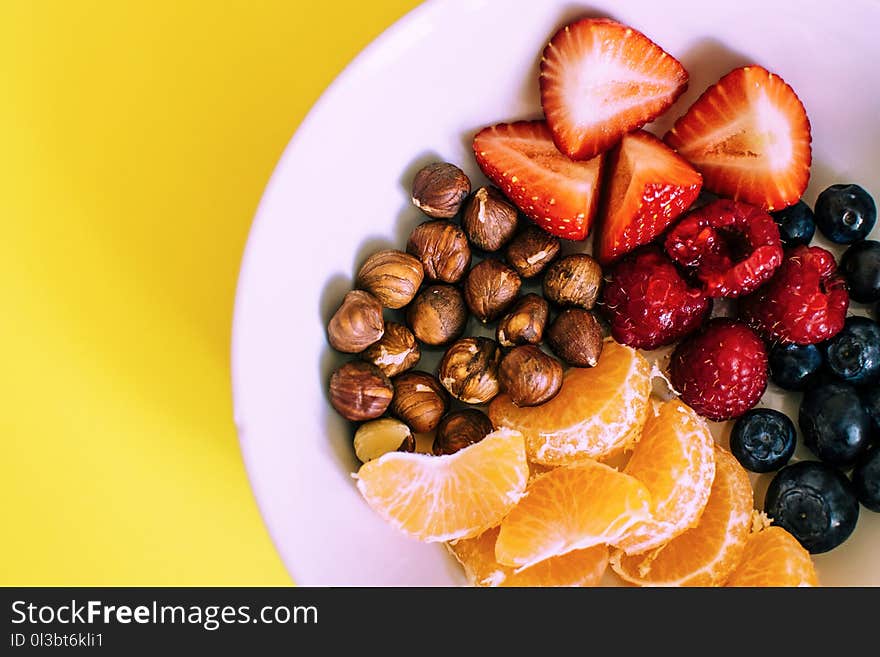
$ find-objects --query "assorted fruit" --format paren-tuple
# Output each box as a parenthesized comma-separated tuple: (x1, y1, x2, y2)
(323, 15, 880, 586)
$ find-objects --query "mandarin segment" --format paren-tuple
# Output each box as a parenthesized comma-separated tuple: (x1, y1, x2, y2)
(495, 459, 652, 569)
(725, 526, 819, 587)
(610, 445, 753, 586)
(489, 340, 652, 465)
(355, 428, 528, 542)
(616, 399, 716, 554)
(448, 527, 608, 587)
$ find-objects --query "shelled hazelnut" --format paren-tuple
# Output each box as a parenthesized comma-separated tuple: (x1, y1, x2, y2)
(499, 345, 564, 407)
(546, 308, 604, 367)
(329, 361, 394, 421)
(543, 254, 602, 309)
(361, 322, 420, 377)
(461, 186, 518, 252)
(411, 162, 471, 219)
(356, 249, 424, 309)
(505, 224, 561, 278)
(463, 259, 521, 323)
(432, 409, 494, 456)
(353, 418, 415, 463)
(327, 290, 385, 353)
(496, 294, 549, 347)
(406, 220, 472, 283)
(390, 371, 449, 433)
(438, 337, 502, 404)
(406, 285, 468, 346)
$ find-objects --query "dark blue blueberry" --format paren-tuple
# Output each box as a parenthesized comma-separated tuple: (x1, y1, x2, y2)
(814, 184, 877, 243)
(768, 342, 823, 391)
(771, 200, 816, 246)
(729, 408, 796, 473)
(862, 386, 880, 435)
(764, 460, 859, 553)
(822, 316, 880, 385)
(853, 448, 880, 512)
(840, 240, 880, 303)
(798, 381, 871, 466)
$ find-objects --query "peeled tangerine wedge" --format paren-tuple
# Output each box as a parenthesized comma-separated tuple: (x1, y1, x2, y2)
(355, 428, 528, 542)
(489, 339, 651, 465)
(726, 526, 819, 587)
(448, 527, 608, 587)
(610, 445, 753, 586)
(495, 459, 652, 569)
(615, 399, 716, 555)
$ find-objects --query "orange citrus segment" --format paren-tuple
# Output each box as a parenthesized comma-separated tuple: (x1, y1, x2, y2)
(726, 526, 819, 587)
(489, 340, 651, 465)
(610, 445, 752, 586)
(616, 399, 716, 554)
(448, 527, 608, 587)
(355, 428, 528, 542)
(495, 459, 652, 569)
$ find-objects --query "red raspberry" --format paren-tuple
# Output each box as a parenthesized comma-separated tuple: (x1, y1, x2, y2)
(601, 247, 711, 350)
(665, 199, 783, 297)
(670, 318, 768, 421)
(740, 245, 849, 345)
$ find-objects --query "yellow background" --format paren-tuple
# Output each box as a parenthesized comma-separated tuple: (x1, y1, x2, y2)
(1, 0, 420, 585)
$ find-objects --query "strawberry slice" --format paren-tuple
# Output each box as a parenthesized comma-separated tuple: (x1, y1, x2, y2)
(539, 18, 688, 161)
(595, 130, 702, 265)
(664, 65, 811, 211)
(473, 121, 605, 241)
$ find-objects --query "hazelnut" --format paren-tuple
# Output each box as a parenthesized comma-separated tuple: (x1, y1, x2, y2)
(406, 285, 467, 346)
(361, 322, 420, 377)
(411, 162, 471, 218)
(329, 361, 394, 421)
(546, 308, 604, 367)
(327, 290, 384, 353)
(438, 337, 502, 404)
(406, 220, 471, 283)
(432, 409, 494, 456)
(390, 371, 449, 433)
(463, 259, 521, 323)
(496, 293, 549, 347)
(543, 254, 602, 309)
(505, 224, 561, 278)
(356, 249, 424, 309)
(353, 418, 415, 463)
(499, 345, 564, 407)
(462, 186, 518, 251)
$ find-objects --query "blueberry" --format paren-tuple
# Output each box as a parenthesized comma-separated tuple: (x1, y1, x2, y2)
(862, 386, 880, 434)
(768, 342, 823, 391)
(798, 381, 871, 466)
(771, 200, 816, 247)
(822, 316, 880, 385)
(840, 240, 880, 303)
(814, 183, 877, 243)
(764, 461, 859, 553)
(853, 448, 880, 512)
(729, 409, 796, 473)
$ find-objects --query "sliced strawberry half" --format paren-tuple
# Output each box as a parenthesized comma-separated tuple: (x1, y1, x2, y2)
(539, 18, 689, 161)
(664, 65, 812, 211)
(595, 130, 702, 265)
(472, 121, 605, 241)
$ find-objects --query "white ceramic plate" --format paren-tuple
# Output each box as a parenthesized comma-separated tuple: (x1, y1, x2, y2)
(232, 0, 880, 585)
